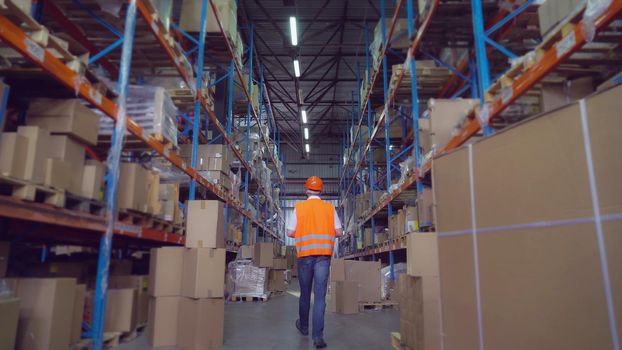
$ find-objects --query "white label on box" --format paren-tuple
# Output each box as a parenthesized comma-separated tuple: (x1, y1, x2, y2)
(89, 89, 103, 105)
(114, 222, 142, 235)
(25, 38, 45, 62)
(501, 86, 513, 104)
(556, 31, 576, 59)
(163, 147, 170, 158)
(151, 20, 159, 35)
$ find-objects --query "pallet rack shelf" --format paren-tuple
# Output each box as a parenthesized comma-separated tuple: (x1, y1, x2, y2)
(339, 0, 622, 258)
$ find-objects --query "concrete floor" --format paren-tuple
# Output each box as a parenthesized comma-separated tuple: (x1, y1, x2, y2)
(119, 280, 399, 350)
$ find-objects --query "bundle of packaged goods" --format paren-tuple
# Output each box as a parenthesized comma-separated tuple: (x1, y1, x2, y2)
(0, 98, 105, 200)
(380, 262, 407, 300)
(228, 260, 269, 298)
(433, 85, 622, 349)
(159, 183, 182, 224)
(328, 259, 382, 314)
(97, 85, 178, 147)
(148, 199, 227, 349)
(116, 163, 163, 215)
(179, 144, 233, 190)
(537, 0, 584, 36)
(369, 19, 411, 68)
(180, 0, 237, 40)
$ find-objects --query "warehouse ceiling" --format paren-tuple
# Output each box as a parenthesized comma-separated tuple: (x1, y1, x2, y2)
(239, 0, 397, 150)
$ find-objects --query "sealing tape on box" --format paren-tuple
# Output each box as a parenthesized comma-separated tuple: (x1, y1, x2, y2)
(579, 99, 620, 350)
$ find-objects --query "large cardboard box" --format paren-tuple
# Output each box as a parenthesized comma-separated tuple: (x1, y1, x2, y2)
(186, 200, 226, 248)
(177, 297, 225, 350)
(180, 0, 237, 38)
(148, 247, 183, 297)
(397, 275, 442, 350)
(406, 233, 439, 277)
(13, 278, 77, 350)
(181, 248, 226, 298)
(268, 269, 286, 292)
(81, 159, 105, 200)
(148, 296, 180, 347)
(104, 288, 137, 332)
(426, 99, 478, 156)
(26, 98, 100, 146)
(239, 245, 253, 259)
(272, 257, 287, 270)
(0, 297, 20, 350)
(48, 135, 85, 166)
(0, 241, 9, 277)
(334, 280, 359, 314)
(253, 242, 274, 268)
(0, 132, 28, 179)
(70, 284, 86, 345)
(433, 85, 622, 349)
(417, 186, 435, 227)
(145, 170, 161, 215)
(345, 260, 382, 302)
(109, 275, 149, 325)
(44, 158, 71, 190)
(537, 0, 584, 35)
(541, 77, 594, 113)
(330, 259, 346, 282)
(17, 126, 50, 184)
(118, 163, 148, 212)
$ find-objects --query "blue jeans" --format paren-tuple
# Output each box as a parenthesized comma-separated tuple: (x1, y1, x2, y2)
(297, 255, 330, 341)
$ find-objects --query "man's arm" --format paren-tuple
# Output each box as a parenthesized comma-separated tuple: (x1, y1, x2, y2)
(286, 209, 296, 238)
(335, 228, 344, 237)
(334, 208, 343, 237)
(287, 229, 296, 238)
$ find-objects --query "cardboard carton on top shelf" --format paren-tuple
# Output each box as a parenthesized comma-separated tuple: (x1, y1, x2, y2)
(17, 126, 50, 184)
(0, 132, 28, 179)
(81, 159, 105, 200)
(26, 98, 100, 146)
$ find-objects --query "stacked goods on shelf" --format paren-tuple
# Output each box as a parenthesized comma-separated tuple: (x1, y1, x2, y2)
(108, 275, 149, 329)
(159, 183, 182, 224)
(370, 19, 411, 68)
(228, 259, 269, 299)
(380, 262, 407, 300)
(148, 219, 226, 349)
(433, 85, 622, 349)
(180, 0, 237, 41)
(117, 163, 158, 214)
(350, 124, 369, 146)
(226, 224, 242, 244)
(540, 76, 594, 113)
(397, 233, 442, 350)
(362, 227, 388, 247)
(330, 259, 382, 306)
(388, 205, 418, 239)
(537, 0, 584, 36)
(374, 108, 403, 140)
(97, 85, 178, 147)
(179, 144, 233, 190)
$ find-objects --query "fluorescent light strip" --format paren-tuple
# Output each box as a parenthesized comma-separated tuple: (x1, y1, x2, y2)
(301, 110, 307, 124)
(289, 17, 298, 46)
(305, 144, 310, 153)
(304, 127, 309, 140)
(293, 59, 301, 77)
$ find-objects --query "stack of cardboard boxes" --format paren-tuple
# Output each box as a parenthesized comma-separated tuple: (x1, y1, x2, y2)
(148, 199, 227, 349)
(0, 98, 105, 201)
(180, 144, 232, 190)
(398, 233, 442, 350)
(254, 242, 288, 294)
(328, 259, 382, 314)
(180, 0, 238, 41)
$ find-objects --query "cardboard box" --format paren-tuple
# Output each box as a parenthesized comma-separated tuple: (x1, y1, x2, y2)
(177, 297, 225, 350)
(0, 132, 28, 179)
(148, 247, 183, 297)
(148, 296, 180, 347)
(239, 245, 253, 259)
(404, 206, 418, 233)
(406, 233, 439, 277)
(417, 186, 435, 227)
(345, 260, 382, 302)
(268, 269, 286, 292)
(272, 258, 287, 270)
(44, 158, 71, 190)
(253, 242, 274, 268)
(145, 170, 161, 214)
(48, 135, 85, 166)
(541, 77, 594, 113)
(110, 259, 133, 276)
(181, 248, 226, 299)
(330, 259, 346, 282)
(180, 0, 237, 38)
(81, 160, 105, 200)
(334, 280, 359, 314)
(70, 284, 86, 344)
(537, 0, 583, 35)
(26, 98, 100, 146)
(0, 241, 9, 277)
(118, 163, 148, 212)
(13, 278, 77, 350)
(186, 200, 226, 248)
(426, 99, 478, 156)
(433, 85, 622, 350)
(104, 288, 137, 332)
(0, 297, 20, 350)
(327, 282, 337, 313)
(17, 126, 50, 184)
(108, 275, 148, 293)
(398, 275, 442, 350)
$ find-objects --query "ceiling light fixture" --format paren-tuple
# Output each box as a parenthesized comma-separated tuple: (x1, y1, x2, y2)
(305, 143, 310, 153)
(304, 127, 309, 140)
(293, 59, 301, 77)
(289, 17, 298, 46)
(301, 110, 307, 124)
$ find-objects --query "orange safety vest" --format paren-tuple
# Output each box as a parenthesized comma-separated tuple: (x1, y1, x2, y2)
(294, 198, 336, 257)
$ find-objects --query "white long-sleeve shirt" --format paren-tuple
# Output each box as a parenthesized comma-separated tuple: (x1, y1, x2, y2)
(286, 196, 342, 232)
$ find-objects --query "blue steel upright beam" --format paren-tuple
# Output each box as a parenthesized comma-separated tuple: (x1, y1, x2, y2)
(471, 0, 494, 136)
(256, 64, 265, 242)
(92, 2, 136, 349)
(189, 0, 209, 199)
(406, 0, 423, 196)
(242, 24, 254, 244)
(381, 0, 392, 219)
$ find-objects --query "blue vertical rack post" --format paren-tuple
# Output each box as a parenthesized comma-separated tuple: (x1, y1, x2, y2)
(256, 64, 265, 242)
(91, 1, 136, 349)
(242, 24, 254, 244)
(189, 0, 209, 199)
(471, 0, 494, 136)
(364, 21, 376, 252)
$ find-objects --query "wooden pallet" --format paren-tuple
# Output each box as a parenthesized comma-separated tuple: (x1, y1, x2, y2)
(231, 294, 270, 302)
(0, 174, 65, 207)
(359, 300, 399, 312)
(102, 332, 121, 348)
(69, 338, 93, 350)
(65, 193, 105, 216)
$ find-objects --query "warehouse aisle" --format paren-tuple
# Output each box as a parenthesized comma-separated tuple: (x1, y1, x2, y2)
(119, 282, 398, 350)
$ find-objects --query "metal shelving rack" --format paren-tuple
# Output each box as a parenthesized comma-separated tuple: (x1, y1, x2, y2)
(0, 0, 285, 347)
(339, 0, 622, 260)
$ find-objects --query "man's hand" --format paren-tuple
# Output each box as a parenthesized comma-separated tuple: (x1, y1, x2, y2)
(287, 230, 295, 238)
(335, 229, 344, 237)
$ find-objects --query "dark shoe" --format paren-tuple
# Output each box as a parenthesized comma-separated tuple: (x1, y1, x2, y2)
(314, 338, 327, 348)
(295, 319, 308, 336)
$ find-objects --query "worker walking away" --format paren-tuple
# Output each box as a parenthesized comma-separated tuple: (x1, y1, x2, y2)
(287, 176, 343, 348)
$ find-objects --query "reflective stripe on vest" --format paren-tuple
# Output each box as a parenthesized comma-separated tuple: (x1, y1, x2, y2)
(294, 199, 336, 257)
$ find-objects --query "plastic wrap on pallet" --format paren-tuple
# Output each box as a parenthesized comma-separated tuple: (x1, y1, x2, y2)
(396, 156, 417, 189)
(583, 0, 612, 42)
(228, 260, 269, 297)
(381, 263, 407, 300)
(97, 85, 178, 146)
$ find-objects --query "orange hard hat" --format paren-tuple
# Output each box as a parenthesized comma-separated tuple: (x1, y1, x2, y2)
(305, 176, 323, 192)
